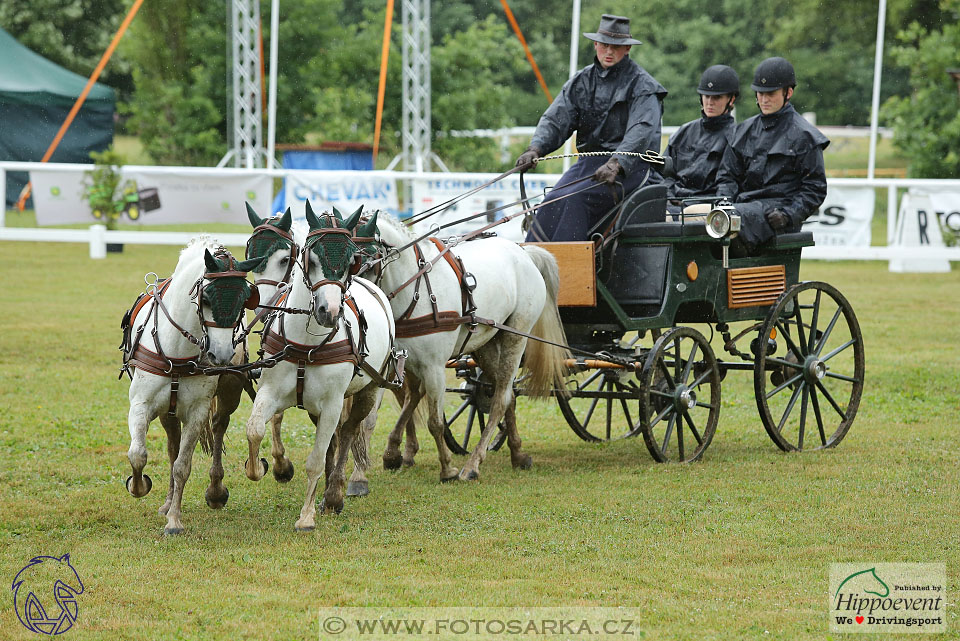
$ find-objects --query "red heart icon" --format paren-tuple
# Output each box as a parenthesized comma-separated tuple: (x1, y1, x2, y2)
(856, 616, 864, 624)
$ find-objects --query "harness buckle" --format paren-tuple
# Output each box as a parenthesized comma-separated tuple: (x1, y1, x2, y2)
(463, 272, 477, 292)
(429, 293, 437, 304)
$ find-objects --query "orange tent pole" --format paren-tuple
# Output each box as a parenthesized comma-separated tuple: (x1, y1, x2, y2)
(17, 0, 145, 210)
(373, 0, 395, 162)
(499, 0, 552, 102)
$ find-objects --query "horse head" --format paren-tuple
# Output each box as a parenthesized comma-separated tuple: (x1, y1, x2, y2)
(199, 248, 261, 365)
(301, 201, 360, 328)
(244, 203, 296, 307)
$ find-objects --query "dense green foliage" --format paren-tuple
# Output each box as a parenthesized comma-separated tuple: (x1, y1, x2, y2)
(0, 1, 952, 172)
(882, 0, 960, 177)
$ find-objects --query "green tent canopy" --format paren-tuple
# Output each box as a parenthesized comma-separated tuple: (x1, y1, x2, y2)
(0, 27, 116, 208)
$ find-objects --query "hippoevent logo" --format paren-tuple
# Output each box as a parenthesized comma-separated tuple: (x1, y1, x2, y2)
(830, 563, 945, 634)
(11, 554, 84, 635)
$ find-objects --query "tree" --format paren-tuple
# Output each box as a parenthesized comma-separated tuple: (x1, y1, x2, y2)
(882, 0, 960, 177)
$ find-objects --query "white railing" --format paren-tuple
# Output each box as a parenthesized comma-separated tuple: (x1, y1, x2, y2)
(3, 161, 960, 262)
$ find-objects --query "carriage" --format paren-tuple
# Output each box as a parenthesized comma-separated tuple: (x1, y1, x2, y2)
(440, 183, 865, 462)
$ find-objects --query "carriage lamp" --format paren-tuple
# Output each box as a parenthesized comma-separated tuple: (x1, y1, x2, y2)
(705, 203, 741, 268)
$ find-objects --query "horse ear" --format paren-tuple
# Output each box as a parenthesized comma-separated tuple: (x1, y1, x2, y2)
(204, 248, 220, 272)
(245, 202, 264, 228)
(304, 201, 322, 229)
(277, 207, 293, 232)
(332, 206, 344, 223)
(358, 210, 379, 236)
(234, 256, 262, 272)
(343, 205, 363, 231)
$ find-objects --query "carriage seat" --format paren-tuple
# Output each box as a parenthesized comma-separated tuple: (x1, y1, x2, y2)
(771, 231, 815, 248)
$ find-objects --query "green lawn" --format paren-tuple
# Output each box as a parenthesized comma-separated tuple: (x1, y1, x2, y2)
(0, 239, 956, 640)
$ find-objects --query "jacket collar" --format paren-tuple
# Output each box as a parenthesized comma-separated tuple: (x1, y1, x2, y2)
(701, 111, 734, 131)
(760, 102, 795, 129)
(594, 55, 631, 79)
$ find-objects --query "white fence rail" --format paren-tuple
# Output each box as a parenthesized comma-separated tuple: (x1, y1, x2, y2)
(3, 162, 959, 265)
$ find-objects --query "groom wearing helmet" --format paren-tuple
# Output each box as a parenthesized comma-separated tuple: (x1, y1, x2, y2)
(663, 64, 739, 205)
(716, 56, 829, 252)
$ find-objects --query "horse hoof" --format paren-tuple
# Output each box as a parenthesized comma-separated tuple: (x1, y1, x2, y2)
(512, 454, 533, 471)
(383, 453, 403, 471)
(346, 480, 370, 497)
(260, 458, 269, 474)
(460, 469, 480, 482)
(126, 474, 152, 497)
(205, 486, 229, 509)
(440, 473, 460, 484)
(273, 460, 295, 483)
(402, 457, 416, 468)
(164, 527, 184, 536)
(244, 457, 269, 480)
(295, 525, 315, 533)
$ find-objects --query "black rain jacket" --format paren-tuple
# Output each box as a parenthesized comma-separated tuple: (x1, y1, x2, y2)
(716, 103, 829, 245)
(530, 56, 667, 175)
(663, 112, 735, 199)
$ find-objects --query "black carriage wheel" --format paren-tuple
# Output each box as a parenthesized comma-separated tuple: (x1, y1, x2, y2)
(638, 327, 720, 463)
(754, 281, 864, 451)
(556, 367, 645, 442)
(442, 366, 507, 455)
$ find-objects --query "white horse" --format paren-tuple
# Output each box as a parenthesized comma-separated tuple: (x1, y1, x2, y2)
(243, 205, 396, 531)
(374, 213, 569, 481)
(123, 236, 260, 534)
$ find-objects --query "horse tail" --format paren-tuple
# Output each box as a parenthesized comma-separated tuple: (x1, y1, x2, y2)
(351, 411, 371, 472)
(200, 395, 217, 456)
(520, 246, 570, 398)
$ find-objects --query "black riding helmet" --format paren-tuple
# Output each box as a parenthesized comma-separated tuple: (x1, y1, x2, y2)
(751, 57, 796, 91)
(698, 65, 740, 96)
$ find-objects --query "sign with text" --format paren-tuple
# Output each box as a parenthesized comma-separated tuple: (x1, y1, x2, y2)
(283, 170, 400, 220)
(889, 189, 957, 272)
(802, 185, 874, 247)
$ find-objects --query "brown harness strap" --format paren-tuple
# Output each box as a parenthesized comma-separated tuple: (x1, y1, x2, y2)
(261, 330, 359, 409)
(127, 344, 205, 417)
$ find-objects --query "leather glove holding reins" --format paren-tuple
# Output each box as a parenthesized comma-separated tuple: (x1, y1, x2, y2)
(515, 147, 540, 172)
(766, 208, 790, 230)
(592, 157, 622, 185)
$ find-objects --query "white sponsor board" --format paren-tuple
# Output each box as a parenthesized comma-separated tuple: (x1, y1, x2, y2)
(889, 189, 957, 272)
(410, 174, 561, 242)
(802, 185, 874, 246)
(32, 169, 273, 226)
(283, 171, 400, 220)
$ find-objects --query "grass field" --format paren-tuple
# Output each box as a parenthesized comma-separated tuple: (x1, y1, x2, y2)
(0, 237, 956, 640)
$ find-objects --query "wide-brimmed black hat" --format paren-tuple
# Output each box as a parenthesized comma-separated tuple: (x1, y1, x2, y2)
(583, 14, 642, 46)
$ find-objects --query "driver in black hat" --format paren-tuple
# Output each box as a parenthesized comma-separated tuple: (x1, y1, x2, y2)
(517, 14, 667, 242)
(663, 65, 740, 210)
(715, 56, 829, 253)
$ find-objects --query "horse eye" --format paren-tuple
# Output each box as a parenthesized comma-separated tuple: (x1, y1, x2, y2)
(279, 256, 289, 266)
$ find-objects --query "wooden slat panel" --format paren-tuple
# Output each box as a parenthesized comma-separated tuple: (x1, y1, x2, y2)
(727, 265, 786, 309)
(522, 241, 596, 307)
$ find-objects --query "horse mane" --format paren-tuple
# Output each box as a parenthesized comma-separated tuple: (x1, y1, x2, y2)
(172, 235, 223, 280)
(374, 211, 417, 247)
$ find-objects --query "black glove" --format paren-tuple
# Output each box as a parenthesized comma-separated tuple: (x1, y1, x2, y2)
(515, 147, 540, 171)
(766, 208, 790, 230)
(592, 158, 622, 185)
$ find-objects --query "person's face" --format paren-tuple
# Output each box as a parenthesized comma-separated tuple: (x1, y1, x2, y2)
(594, 41, 631, 68)
(701, 93, 736, 117)
(756, 87, 793, 115)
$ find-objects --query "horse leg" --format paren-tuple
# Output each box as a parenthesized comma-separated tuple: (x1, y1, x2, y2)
(347, 388, 383, 497)
(205, 376, 242, 509)
(383, 372, 421, 470)
(157, 413, 181, 515)
(126, 404, 154, 499)
(503, 395, 532, 470)
(421, 369, 460, 482)
(295, 399, 340, 532)
(324, 386, 378, 514)
(163, 415, 206, 535)
(270, 412, 297, 483)
(244, 389, 279, 482)
(402, 399, 420, 467)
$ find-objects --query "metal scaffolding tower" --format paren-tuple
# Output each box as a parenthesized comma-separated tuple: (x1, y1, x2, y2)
(221, 0, 265, 168)
(397, 0, 447, 173)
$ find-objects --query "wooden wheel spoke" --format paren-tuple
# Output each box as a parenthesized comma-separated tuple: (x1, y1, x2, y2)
(815, 307, 843, 356)
(810, 386, 827, 445)
(661, 413, 677, 455)
(649, 388, 674, 399)
(690, 368, 714, 388)
(777, 382, 804, 433)
(446, 397, 471, 426)
(821, 338, 857, 364)
(582, 390, 602, 427)
(616, 385, 634, 431)
(656, 357, 677, 390)
(815, 380, 847, 421)
(776, 320, 806, 360)
(824, 370, 860, 384)
(649, 402, 672, 428)
(462, 406, 476, 446)
(766, 356, 803, 371)
(797, 385, 810, 449)
(672, 338, 682, 380)
(575, 369, 604, 393)
(676, 410, 685, 459)
(683, 411, 703, 446)
(681, 341, 698, 383)
(766, 372, 804, 400)
(807, 289, 822, 353)
(695, 401, 717, 410)
(792, 297, 809, 356)
(605, 394, 613, 440)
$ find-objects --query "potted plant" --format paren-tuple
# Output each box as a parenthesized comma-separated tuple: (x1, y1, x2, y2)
(83, 148, 137, 251)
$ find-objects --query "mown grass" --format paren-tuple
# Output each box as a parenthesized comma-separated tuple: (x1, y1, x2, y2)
(1, 237, 957, 640)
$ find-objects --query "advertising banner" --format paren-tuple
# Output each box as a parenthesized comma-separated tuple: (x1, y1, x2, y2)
(801, 185, 874, 246)
(32, 169, 273, 226)
(283, 171, 400, 220)
(889, 188, 958, 272)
